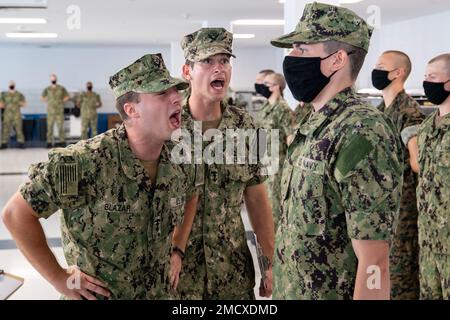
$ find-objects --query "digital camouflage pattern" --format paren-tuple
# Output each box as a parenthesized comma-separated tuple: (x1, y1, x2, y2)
(77, 91, 102, 139)
(42, 84, 69, 144)
(417, 111, 450, 299)
(181, 27, 235, 63)
(109, 53, 188, 98)
(254, 98, 294, 228)
(1, 91, 25, 144)
(378, 90, 425, 300)
(20, 124, 196, 299)
(293, 102, 313, 128)
(271, 2, 373, 52)
(177, 99, 267, 299)
(273, 88, 403, 300)
(419, 249, 450, 299)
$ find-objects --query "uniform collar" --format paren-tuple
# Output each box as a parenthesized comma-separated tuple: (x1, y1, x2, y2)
(298, 87, 353, 137)
(378, 89, 407, 112)
(435, 110, 450, 128)
(115, 124, 176, 190)
(182, 98, 232, 131)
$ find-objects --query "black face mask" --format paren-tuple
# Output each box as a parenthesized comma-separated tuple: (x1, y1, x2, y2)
(254, 83, 271, 99)
(87, 86, 93, 91)
(283, 51, 342, 103)
(423, 80, 450, 105)
(51, 80, 57, 85)
(372, 69, 396, 90)
(9, 86, 15, 90)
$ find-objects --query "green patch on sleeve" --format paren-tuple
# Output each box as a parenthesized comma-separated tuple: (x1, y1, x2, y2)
(335, 135, 374, 182)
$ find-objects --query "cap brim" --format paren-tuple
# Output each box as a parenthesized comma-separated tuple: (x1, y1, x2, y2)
(271, 29, 324, 48)
(194, 48, 236, 62)
(134, 76, 189, 94)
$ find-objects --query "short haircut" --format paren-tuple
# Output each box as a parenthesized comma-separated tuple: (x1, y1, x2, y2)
(258, 69, 275, 76)
(323, 40, 367, 81)
(267, 72, 286, 94)
(428, 53, 450, 77)
(383, 50, 412, 80)
(115, 91, 141, 120)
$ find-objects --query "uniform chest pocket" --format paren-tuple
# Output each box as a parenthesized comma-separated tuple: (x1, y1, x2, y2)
(286, 158, 327, 236)
(87, 204, 145, 267)
(220, 165, 252, 207)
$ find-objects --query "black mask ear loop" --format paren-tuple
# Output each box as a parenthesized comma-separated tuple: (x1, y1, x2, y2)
(321, 50, 355, 79)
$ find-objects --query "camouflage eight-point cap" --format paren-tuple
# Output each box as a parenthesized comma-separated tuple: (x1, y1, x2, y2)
(271, 1, 373, 52)
(109, 53, 188, 98)
(181, 27, 236, 62)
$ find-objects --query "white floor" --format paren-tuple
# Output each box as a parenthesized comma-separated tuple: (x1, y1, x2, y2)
(0, 148, 268, 300)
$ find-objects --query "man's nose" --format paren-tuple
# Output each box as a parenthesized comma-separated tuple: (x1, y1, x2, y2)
(170, 89, 182, 105)
(212, 62, 225, 72)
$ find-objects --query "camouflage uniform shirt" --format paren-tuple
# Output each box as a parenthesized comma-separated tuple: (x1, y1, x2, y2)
(293, 103, 314, 128)
(78, 91, 102, 118)
(1, 91, 25, 114)
(177, 100, 267, 299)
(273, 88, 403, 299)
(417, 111, 450, 254)
(378, 90, 424, 299)
(42, 85, 69, 111)
(255, 97, 293, 228)
(20, 124, 195, 299)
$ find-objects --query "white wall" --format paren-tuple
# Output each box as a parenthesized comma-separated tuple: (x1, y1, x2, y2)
(0, 45, 170, 114)
(230, 46, 284, 92)
(357, 10, 450, 90)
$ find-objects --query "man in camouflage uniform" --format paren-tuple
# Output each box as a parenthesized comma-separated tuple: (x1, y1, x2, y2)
(373, 50, 425, 299)
(414, 53, 450, 299)
(175, 27, 275, 299)
(0, 81, 26, 149)
(254, 72, 293, 229)
(252, 69, 275, 115)
(271, 2, 403, 299)
(76, 81, 102, 140)
(41, 74, 70, 148)
(2, 53, 199, 300)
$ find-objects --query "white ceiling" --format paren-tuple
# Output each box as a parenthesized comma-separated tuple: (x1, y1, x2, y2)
(0, 0, 448, 47)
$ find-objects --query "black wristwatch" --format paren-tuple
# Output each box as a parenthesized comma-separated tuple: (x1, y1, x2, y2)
(171, 245, 185, 260)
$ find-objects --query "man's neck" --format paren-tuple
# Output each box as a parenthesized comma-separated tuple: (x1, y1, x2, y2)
(188, 92, 222, 121)
(9, 90, 15, 93)
(268, 92, 280, 105)
(311, 79, 353, 112)
(125, 124, 164, 161)
(382, 82, 404, 108)
(438, 101, 450, 117)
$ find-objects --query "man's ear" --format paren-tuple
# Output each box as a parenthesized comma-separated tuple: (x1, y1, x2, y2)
(391, 68, 404, 81)
(182, 64, 192, 81)
(123, 102, 139, 119)
(444, 79, 450, 91)
(330, 50, 348, 72)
